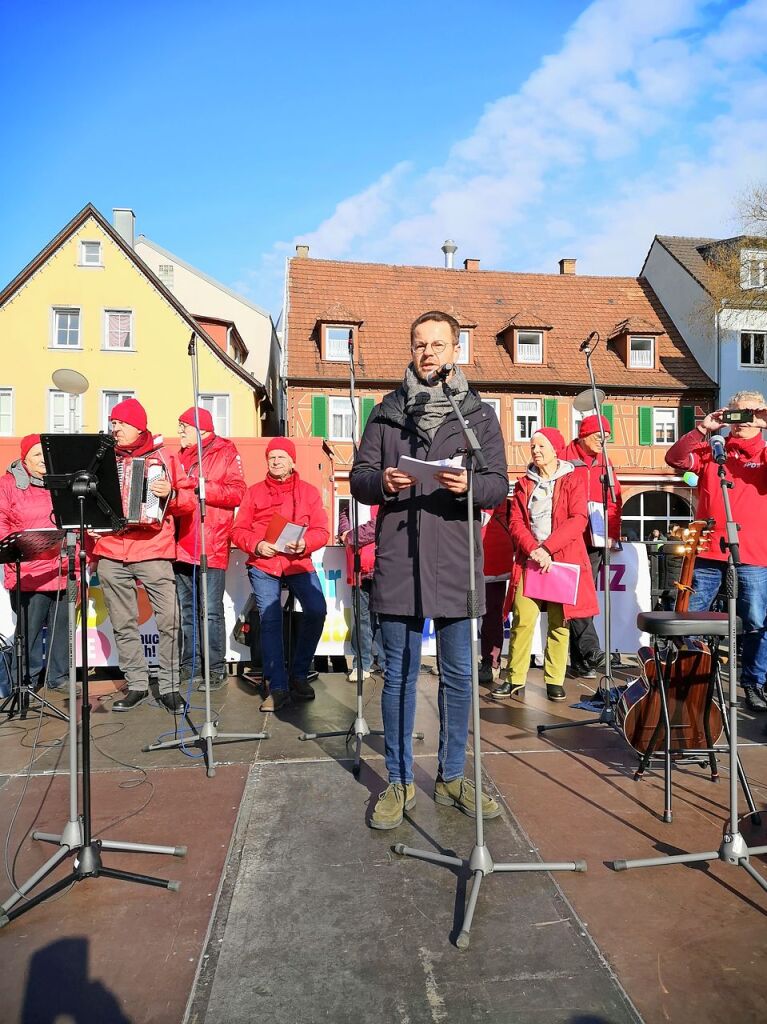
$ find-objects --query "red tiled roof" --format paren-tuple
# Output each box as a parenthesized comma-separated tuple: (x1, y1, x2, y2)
(287, 258, 715, 391)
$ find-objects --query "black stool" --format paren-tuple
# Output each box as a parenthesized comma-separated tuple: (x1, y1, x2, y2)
(634, 611, 758, 824)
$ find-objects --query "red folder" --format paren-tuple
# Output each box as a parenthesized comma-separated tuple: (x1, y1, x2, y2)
(264, 513, 289, 545)
(523, 559, 580, 605)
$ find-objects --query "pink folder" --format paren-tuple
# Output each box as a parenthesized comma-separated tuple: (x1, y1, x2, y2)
(523, 559, 581, 605)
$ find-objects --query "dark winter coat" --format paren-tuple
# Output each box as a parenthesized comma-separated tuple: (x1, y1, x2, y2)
(350, 386, 508, 619)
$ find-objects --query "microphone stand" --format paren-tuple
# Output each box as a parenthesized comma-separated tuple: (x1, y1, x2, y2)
(538, 333, 620, 737)
(299, 331, 424, 771)
(144, 333, 268, 776)
(612, 455, 767, 889)
(394, 378, 585, 948)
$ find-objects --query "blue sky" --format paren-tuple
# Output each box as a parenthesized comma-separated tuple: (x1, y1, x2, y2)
(1, 0, 765, 317)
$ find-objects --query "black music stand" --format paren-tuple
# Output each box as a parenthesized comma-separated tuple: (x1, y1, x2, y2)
(0, 530, 68, 722)
(1, 433, 185, 929)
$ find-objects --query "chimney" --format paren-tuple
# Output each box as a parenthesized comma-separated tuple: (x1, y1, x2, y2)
(112, 208, 135, 248)
(558, 258, 577, 275)
(295, 244, 309, 258)
(463, 258, 480, 272)
(441, 239, 458, 269)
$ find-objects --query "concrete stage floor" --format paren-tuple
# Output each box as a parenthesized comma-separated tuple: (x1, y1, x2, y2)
(0, 664, 766, 1023)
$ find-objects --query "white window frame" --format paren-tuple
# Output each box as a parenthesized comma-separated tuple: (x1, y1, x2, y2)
(740, 331, 767, 368)
(513, 398, 541, 442)
(199, 393, 231, 436)
(455, 328, 471, 365)
(329, 396, 359, 441)
(103, 309, 134, 351)
(483, 398, 501, 423)
(48, 390, 83, 433)
(516, 331, 543, 365)
(571, 406, 585, 439)
(629, 335, 654, 369)
(324, 325, 354, 362)
(0, 388, 13, 436)
(102, 389, 136, 430)
(51, 307, 82, 349)
(653, 407, 677, 446)
(78, 240, 103, 267)
(741, 249, 767, 290)
(157, 263, 175, 289)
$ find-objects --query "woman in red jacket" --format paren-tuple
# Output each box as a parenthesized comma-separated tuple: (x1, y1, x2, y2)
(492, 428, 598, 702)
(479, 493, 514, 684)
(0, 435, 68, 694)
(232, 438, 328, 712)
(174, 407, 246, 691)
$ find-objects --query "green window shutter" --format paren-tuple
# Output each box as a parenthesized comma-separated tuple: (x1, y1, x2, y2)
(680, 405, 695, 433)
(543, 398, 558, 428)
(361, 396, 375, 432)
(638, 406, 653, 446)
(311, 395, 328, 438)
(601, 403, 614, 434)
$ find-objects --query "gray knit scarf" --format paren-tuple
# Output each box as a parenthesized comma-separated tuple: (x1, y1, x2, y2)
(403, 363, 470, 437)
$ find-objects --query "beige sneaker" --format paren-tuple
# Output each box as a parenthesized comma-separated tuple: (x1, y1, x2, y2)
(370, 782, 416, 830)
(434, 777, 501, 819)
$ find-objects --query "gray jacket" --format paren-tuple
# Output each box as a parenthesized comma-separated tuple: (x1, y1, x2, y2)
(350, 385, 508, 619)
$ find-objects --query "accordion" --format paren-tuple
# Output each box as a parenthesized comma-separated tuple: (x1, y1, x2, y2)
(118, 456, 168, 526)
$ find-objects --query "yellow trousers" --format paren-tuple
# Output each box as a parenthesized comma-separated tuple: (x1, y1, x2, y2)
(505, 581, 569, 686)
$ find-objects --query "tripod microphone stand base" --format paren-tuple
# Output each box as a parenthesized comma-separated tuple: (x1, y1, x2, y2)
(299, 706, 424, 778)
(0, 686, 69, 724)
(143, 711, 269, 779)
(613, 833, 767, 894)
(537, 686, 617, 735)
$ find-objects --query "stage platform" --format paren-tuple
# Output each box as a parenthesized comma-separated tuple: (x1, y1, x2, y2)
(0, 664, 765, 1023)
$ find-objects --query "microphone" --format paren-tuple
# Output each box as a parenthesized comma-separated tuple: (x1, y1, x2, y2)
(709, 434, 727, 465)
(424, 363, 455, 386)
(579, 331, 599, 353)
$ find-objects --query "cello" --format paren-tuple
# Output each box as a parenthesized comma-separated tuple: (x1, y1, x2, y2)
(617, 520, 724, 758)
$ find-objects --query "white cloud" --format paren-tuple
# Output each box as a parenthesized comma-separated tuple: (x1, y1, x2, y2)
(251, 0, 767, 310)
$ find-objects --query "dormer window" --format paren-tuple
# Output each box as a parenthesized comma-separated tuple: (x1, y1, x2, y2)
(516, 331, 543, 364)
(629, 335, 654, 369)
(741, 250, 767, 290)
(456, 328, 472, 365)
(322, 324, 355, 361)
(79, 240, 102, 267)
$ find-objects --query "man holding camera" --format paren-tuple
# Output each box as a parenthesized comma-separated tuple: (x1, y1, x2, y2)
(665, 390, 767, 712)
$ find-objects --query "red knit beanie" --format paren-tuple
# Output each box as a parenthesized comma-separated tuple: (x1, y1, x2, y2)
(110, 398, 148, 431)
(578, 414, 611, 439)
(266, 437, 297, 462)
(20, 434, 41, 461)
(533, 427, 565, 457)
(178, 406, 214, 432)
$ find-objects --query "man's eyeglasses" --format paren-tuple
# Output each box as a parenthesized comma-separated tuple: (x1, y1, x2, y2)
(412, 341, 448, 354)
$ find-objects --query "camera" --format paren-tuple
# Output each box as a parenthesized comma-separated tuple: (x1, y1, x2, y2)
(722, 409, 755, 424)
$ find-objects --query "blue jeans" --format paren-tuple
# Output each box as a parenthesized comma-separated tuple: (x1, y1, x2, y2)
(689, 559, 767, 689)
(350, 580, 384, 672)
(9, 590, 70, 691)
(175, 565, 226, 677)
(379, 615, 472, 785)
(247, 567, 327, 692)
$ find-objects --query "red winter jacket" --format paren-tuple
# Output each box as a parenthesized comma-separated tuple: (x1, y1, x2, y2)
(93, 438, 194, 564)
(563, 439, 622, 543)
(505, 465, 599, 621)
(338, 506, 378, 583)
(0, 463, 67, 592)
(231, 472, 329, 577)
(175, 435, 246, 570)
(665, 429, 767, 566)
(483, 497, 514, 579)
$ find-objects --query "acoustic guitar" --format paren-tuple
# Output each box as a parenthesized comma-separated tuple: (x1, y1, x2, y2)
(617, 520, 724, 756)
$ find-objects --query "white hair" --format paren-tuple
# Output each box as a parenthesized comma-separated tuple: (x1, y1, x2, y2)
(729, 389, 765, 406)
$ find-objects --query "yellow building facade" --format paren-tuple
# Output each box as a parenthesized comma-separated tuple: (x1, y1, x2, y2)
(0, 205, 265, 440)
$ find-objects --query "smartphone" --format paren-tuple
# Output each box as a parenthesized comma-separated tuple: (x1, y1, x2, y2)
(722, 409, 754, 424)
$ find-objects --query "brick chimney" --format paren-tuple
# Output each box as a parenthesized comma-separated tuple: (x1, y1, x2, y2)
(295, 244, 310, 258)
(463, 258, 480, 272)
(558, 258, 576, 275)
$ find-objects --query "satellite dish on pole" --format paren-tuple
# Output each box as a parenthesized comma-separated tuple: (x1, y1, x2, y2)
(573, 387, 606, 413)
(52, 369, 89, 395)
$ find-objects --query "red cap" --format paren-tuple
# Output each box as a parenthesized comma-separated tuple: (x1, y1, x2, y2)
(579, 414, 611, 439)
(20, 433, 42, 461)
(178, 406, 214, 432)
(266, 437, 297, 462)
(533, 427, 565, 457)
(110, 398, 148, 432)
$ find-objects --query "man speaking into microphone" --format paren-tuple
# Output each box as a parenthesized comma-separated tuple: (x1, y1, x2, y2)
(665, 390, 767, 712)
(350, 310, 508, 829)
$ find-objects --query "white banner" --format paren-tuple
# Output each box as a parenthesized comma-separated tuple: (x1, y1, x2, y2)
(0, 544, 652, 665)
